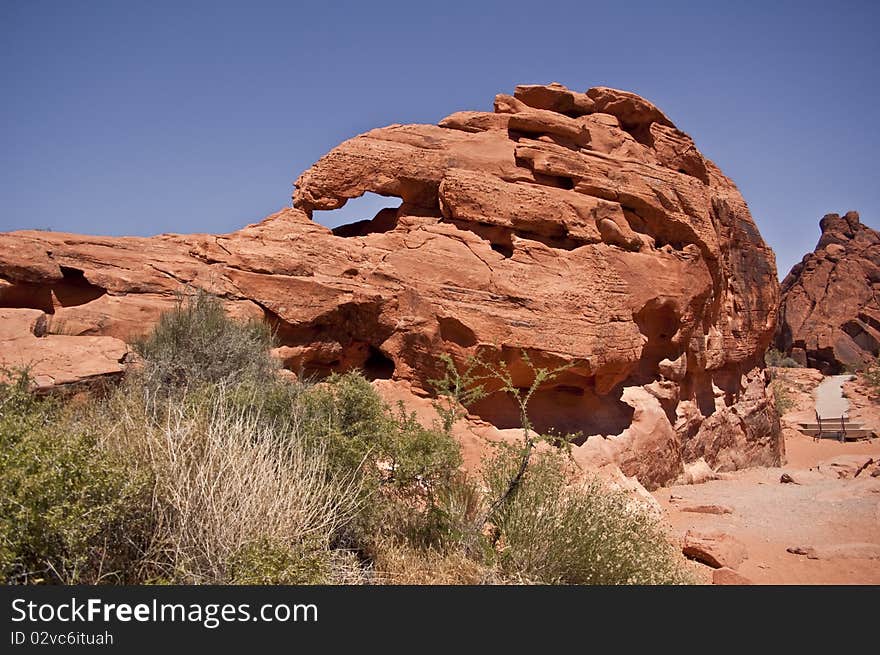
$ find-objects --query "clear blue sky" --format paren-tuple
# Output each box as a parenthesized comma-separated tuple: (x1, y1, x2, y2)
(2, 0, 878, 278)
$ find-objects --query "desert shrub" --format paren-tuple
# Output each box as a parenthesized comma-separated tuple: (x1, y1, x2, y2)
(429, 353, 488, 432)
(862, 357, 880, 396)
(370, 537, 506, 585)
(771, 379, 794, 417)
(293, 374, 464, 557)
(226, 538, 329, 585)
(482, 446, 692, 585)
(220, 371, 470, 561)
(106, 384, 362, 584)
(134, 289, 276, 390)
(111, 362, 461, 581)
(765, 348, 800, 368)
(301, 372, 395, 478)
(0, 371, 152, 584)
(385, 470, 485, 553)
(383, 402, 463, 490)
(222, 372, 462, 493)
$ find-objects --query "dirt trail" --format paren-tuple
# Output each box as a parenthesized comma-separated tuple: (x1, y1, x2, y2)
(815, 374, 854, 418)
(658, 368, 880, 585)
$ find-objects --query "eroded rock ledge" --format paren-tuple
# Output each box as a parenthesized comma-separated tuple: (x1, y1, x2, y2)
(0, 83, 782, 487)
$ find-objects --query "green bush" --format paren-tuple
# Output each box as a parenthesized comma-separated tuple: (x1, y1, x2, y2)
(765, 348, 800, 368)
(287, 373, 464, 557)
(0, 371, 152, 584)
(222, 372, 462, 493)
(387, 471, 484, 553)
(482, 445, 692, 585)
(135, 289, 277, 389)
(226, 539, 328, 585)
(771, 379, 794, 417)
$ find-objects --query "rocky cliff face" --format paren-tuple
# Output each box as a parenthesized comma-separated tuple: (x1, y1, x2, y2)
(777, 211, 880, 372)
(0, 83, 782, 486)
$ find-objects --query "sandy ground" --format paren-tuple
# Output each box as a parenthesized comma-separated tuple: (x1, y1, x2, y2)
(657, 368, 880, 585)
(375, 372, 880, 584)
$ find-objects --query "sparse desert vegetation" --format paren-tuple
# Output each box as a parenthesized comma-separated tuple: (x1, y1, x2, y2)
(765, 348, 800, 369)
(0, 292, 692, 585)
(861, 356, 880, 397)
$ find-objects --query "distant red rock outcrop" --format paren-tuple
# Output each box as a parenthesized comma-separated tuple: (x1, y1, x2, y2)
(777, 211, 880, 372)
(0, 83, 783, 487)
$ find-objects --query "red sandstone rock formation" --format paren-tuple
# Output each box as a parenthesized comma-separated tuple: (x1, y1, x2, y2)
(0, 308, 130, 388)
(777, 211, 880, 372)
(0, 83, 782, 487)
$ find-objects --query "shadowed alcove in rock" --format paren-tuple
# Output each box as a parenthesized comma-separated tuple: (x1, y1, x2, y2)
(467, 381, 634, 439)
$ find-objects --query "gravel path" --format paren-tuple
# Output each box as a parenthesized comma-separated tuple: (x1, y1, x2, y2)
(815, 374, 854, 419)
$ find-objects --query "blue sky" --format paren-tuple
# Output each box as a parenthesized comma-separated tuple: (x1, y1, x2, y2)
(1, 0, 878, 278)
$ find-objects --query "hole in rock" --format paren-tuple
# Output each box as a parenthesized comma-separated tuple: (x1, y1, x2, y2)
(438, 316, 478, 348)
(263, 293, 392, 351)
(362, 346, 395, 380)
(635, 299, 679, 346)
(618, 122, 653, 147)
(622, 207, 696, 253)
(530, 172, 575, 190)
(0, 268, 106, 313)
(467, 382, 633, 438)
(631, 297, 682, 383)
(53, 266, 106, 307)
(491, 243, 514, 258)
(275, 339, 396, 382)
(313, 192, 402, 237)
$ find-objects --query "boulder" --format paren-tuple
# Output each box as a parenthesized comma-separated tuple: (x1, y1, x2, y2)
(682, 530, 748, 569)
(514, 82, 595, 115)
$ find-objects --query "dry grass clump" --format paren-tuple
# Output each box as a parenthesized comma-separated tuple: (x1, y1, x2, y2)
(370, 540, 500, 585)
(105, 385, 362, 584)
